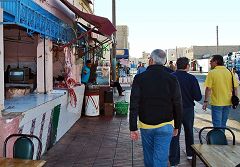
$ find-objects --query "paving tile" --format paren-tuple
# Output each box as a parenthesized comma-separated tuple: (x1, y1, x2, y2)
(73, 157, 95, 167)
(43, 89, 210, 167)
(43, 116, 194, 166)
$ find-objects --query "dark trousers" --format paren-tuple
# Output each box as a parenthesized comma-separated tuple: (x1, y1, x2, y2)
(169, 107, 194, 166)
(110, 82, 123, 95)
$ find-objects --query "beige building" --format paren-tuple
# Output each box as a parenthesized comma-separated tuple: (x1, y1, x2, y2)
(74, 0, 93, 13)
(116, 25, 129, 49)
(167, 45, 240, 62)
(74, 0, 93, 27)
(186, 45, 240, 60)
(167, 47, 187, 62)
(138, 51, 150, 66)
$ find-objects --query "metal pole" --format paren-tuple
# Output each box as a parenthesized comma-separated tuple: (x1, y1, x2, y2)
(132, 140, 134, 167)
(93, 0, 95, 13)
(176, 46, 178, 59)
(216, 25, 219, 54)
(43, 36, 46, 94)
(112, 0, 116, 81)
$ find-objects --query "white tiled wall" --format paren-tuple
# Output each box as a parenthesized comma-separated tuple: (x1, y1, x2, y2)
(19, 85, 85, 155)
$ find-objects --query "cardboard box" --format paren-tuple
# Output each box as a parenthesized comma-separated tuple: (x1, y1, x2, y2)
(104, 103, 114, 116)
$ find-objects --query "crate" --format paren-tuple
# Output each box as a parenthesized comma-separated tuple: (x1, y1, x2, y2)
(115, 101, 129, 116)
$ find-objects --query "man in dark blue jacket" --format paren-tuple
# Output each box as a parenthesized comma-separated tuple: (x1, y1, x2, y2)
(130, 49, 182, 167)
(169, 57, 202, 167)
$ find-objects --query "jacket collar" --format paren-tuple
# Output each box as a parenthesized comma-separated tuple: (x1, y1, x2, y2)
(146, 64, 164, 71)
(176, 70, 187, 73)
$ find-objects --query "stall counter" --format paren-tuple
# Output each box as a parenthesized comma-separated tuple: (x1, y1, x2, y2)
(0, 85, 85, 158)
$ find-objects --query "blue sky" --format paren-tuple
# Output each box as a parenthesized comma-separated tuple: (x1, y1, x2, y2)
(94, 0, 240, 57)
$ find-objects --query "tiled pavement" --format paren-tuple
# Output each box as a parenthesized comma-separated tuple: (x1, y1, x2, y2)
(42, 89, 240, 167)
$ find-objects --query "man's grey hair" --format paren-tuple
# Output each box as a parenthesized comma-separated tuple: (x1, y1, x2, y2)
(150, 49, 167, 65)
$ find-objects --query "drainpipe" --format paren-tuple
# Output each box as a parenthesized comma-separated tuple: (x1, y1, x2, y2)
(43, 36, 46, 94)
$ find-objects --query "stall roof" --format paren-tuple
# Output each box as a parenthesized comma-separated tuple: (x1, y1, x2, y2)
(60, 0, 116, 37)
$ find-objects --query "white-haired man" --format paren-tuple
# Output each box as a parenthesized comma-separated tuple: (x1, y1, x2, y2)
(129, 49, 182, 167)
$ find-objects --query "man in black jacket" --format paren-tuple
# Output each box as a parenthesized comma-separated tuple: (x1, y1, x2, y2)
(169, 57, 202, 167)
(129, 49, 182, 167)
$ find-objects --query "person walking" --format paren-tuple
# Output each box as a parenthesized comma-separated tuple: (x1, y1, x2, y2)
(136, 62, 147, 74)
(169, 61, 176, 71)
(110, 80, 125, 96)
(202, 55, 238, 128)
(81, 60, 92, 85)
(169, 57, 202, 167)
(232, 67, 240, 85)
(129, 49, 182, 167)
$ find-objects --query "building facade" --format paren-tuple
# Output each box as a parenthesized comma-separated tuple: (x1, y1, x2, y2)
(138, 51, 150, 66)
(187, 45, 240, 59)
(0, 0, 115, 158)
(116, 25, 129, 49)
(167, 47, 188, 62)
(167, 45, 240, 62)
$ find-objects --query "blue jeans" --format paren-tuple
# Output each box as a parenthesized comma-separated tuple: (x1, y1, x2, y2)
(211, 105, 231, 128)
(169, 107, 194, 166)
(140, 124, 174, 167)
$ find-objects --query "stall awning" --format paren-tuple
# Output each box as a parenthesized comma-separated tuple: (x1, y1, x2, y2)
(60, 0, 116, 37)
(77, 22, 104, 36)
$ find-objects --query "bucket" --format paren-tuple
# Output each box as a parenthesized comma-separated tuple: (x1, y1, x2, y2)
(85, 92, 99, 116)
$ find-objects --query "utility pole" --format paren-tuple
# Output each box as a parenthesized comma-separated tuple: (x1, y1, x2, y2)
(216, 25, 219, 54)
(112, 0, 116, 81)
(92, 0, 95, 13)
(176, 46, 178, 59)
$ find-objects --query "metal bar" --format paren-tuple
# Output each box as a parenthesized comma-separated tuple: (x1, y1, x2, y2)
(59, 28, 94, 50)
(112, 0, 116, 81)
(43, 36, 46, 94)
(0, 22, 17, 25)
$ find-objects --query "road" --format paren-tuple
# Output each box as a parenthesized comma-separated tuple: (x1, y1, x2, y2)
(193, 73, 240, 123)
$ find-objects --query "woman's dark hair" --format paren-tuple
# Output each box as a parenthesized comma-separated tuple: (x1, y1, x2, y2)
(211, 55, 224, 65)
(176, 57, 189, 70)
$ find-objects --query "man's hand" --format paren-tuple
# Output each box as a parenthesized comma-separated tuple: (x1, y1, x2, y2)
(130, 131, 139, 141)
(203, 87, 211, 111)
(173, 129, 178, 136)
(202, 102, 208, 111)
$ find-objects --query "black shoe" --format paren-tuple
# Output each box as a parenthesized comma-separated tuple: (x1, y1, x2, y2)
(122, 89, 125, 92)
(119, 94, 124, 96)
